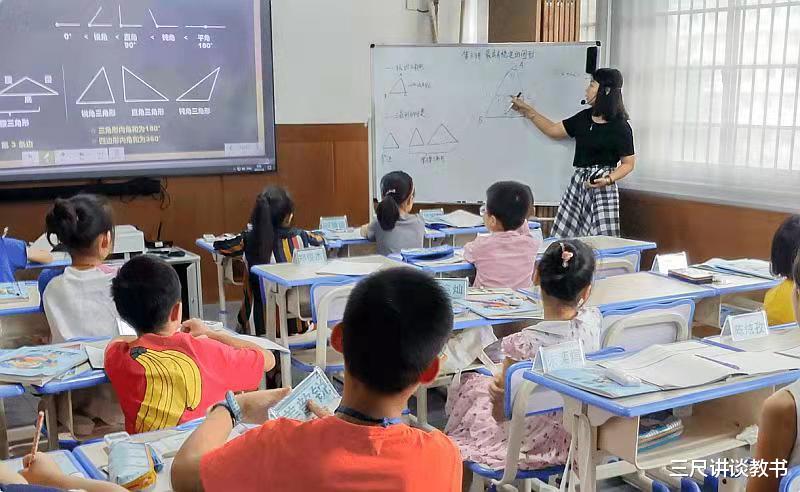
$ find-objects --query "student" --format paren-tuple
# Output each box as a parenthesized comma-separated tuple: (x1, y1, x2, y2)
(106, 255, 275, 434)
(39, 194, 121, 342)
(749, 251, 800, 492)
(171, 268, 462, 492)
(446, 240, 601, 473)
(360, 171, 424, 255)
(238, 185, 324, 336)
(0, 452, 124, 491)
(765, 215, 800, 326)
(0, 235, 52, 283)
(464, 181, 541, 290)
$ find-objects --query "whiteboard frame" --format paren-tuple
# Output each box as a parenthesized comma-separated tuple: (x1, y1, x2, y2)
(369, 42, 601, 205)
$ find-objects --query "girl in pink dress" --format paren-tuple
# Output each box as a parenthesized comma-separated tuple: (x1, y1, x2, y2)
(445, 239, 602, 471)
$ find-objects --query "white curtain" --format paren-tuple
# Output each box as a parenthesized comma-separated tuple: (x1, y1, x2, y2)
(609, 0, 800, 212)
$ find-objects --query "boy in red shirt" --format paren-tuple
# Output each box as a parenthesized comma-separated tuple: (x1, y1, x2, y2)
(105, 255, 275, 434)
(171, 268, 462, 492)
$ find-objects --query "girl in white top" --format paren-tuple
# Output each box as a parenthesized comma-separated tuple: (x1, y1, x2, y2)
(748, 252, 800, 492)
(40, 194, 123, 343)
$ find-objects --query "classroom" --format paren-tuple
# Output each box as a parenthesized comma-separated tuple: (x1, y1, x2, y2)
(0, 0, 799, 491)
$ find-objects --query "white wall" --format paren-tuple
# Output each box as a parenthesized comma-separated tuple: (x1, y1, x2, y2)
(271, 0, 434, 124)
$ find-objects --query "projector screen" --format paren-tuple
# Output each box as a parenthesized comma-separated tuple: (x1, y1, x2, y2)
(0, 0, 275, 182)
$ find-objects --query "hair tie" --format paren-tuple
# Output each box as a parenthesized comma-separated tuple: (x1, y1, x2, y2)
(560, 243, 574, 268)
(384, 189, 397, 197)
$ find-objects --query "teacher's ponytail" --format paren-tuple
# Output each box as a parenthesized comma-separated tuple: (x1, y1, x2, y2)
(376, 171, 414, 231)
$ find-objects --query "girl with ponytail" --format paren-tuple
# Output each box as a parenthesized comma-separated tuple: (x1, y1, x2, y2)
(40, 194, 121, 342)
(238, 186, 324, 336)
(446, 239, 602, 475)
(360, 171, 424, 255)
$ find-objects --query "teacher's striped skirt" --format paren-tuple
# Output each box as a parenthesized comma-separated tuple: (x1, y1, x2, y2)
(552, 166, 620, 238)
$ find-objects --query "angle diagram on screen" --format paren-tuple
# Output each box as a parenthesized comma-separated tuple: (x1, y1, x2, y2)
(122, 67, 169, 103)
(149, 9, 178, 29)
(76, 67, 115, 105)
(118, 5, 143, 28)
(176, 68, 221, 102)
(87, 6, 112, 28)
(0, 77, 59, 97)
(382, 132, 400, 150)
(483, 62, 527, 119)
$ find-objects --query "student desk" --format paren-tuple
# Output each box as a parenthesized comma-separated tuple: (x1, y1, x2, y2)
(692, 271, 781, 329)
(438, 221, 541, 246)
(401, 236, 657, 276)
(322, 228, 446, 257)
(0, 282, 41, 317)
(24, 252, 71, 270)
(32, 369, 109, 451)
(251, 255, 407, 386)
(586, 272, 717, 312)
(523, 363, 800, 492)
(2, 449, 89, 478)
(74, 419, 241, 490)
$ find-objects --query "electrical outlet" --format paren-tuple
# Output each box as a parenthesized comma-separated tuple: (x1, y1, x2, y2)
(406, 0, 430, 13)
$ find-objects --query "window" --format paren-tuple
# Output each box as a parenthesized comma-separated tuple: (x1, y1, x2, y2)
(610, 0, 800, 211)
(580, 0, 598, 41)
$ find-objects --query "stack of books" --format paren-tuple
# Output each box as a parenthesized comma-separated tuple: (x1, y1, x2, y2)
(638, 411, 684, 452)
(0, 346, 89, 386)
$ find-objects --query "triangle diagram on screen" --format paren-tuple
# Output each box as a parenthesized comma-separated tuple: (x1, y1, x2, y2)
(428, 124, 458, 145)
(122, 66, 169, 103)
(0, 77, 59, 97)
(388, 76, 407, 96)
(382, 132, 400, 150)
(176, 67, 221, 102)
(409, 128, 425, 147)
(76, 67, 115, 105)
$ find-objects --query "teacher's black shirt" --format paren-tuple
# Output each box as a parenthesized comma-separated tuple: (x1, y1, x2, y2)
(562, 109, 635, 168)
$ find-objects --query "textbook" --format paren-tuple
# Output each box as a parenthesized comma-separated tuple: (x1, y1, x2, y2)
(638, 412, 684, 452)
(456, 293, 543, 320)
(547, 366, 661, 399)
(0, 346, 88, 385)
(268, 367, 340, 421)
(425, 210, 483, 229)
(700, 258, 775, 280)
(0, 282, 28, 305)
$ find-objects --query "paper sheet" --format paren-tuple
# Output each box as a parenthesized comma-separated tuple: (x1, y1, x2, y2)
(316, 260, 383, 276)
(438, 210, 483, 228)
(710, 351, 800, 374)
(84, 341, 110, 369)
(235, 334, 290, 354)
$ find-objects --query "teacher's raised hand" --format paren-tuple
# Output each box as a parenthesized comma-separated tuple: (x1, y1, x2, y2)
(510, 96, 535, 117)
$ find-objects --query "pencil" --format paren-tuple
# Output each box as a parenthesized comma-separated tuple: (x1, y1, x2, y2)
(29, 411, 44, 465)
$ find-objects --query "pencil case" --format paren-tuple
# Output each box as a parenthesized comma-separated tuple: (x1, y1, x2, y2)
(108, 441, 160, 491)
(400, 245, 454, 262)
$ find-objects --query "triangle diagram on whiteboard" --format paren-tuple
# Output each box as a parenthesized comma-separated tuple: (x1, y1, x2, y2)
(484, 62, 526, 118)
(409, 128, 425, 147)
(388, 76, 407, 96)
(122, 66, 169, 103)
(176, 67, 221, 102)
(382, 132, 400, 150)
(0, 77, 58, 97)
(428, 124, 458, 145)
(76, 67, 115, 105)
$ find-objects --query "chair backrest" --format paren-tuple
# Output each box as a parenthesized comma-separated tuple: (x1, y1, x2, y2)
(310, 278, 358, 325)
(594, 250, 641, 280)
(601, 299, 695, 351)
(311, 281, 357, 368)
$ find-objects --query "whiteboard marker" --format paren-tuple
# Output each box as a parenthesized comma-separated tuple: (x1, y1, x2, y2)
(508, 92, 522, 112)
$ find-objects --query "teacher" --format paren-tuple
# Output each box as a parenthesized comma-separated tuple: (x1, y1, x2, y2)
(511, 68, 635, 238)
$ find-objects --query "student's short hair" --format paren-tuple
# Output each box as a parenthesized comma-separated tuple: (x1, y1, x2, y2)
(112, 255, 182, 334)
(771, 215, 800, 278)
(341, 268, 453, 394)
(486, 181, 533, 231)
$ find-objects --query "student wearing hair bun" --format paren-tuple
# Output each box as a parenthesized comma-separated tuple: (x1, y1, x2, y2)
(360, 171, 424, 255)
(39, 194, 124, 343)
(446, 239, 602, 475)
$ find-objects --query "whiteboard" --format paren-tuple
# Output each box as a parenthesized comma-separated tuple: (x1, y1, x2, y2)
(371, 43, 599, 204)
